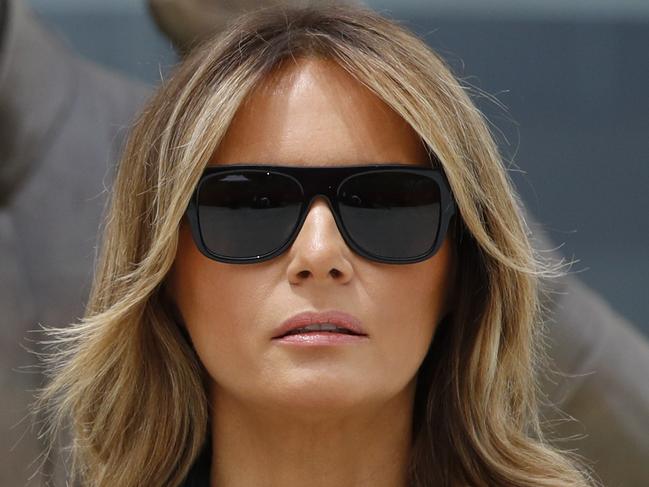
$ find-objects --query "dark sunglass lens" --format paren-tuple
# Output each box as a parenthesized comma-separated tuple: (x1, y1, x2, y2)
(197, 171, 303, 259)
(338, 171, 441, 260)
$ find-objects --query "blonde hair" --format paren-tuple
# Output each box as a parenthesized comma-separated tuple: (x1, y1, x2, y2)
(36, 3, 592, 486)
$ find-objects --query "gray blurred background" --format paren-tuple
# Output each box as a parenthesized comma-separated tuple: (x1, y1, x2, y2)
(30, 0, 648, 336)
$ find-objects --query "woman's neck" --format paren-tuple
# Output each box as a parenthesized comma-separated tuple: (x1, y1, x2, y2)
(208, 382, 416, 487)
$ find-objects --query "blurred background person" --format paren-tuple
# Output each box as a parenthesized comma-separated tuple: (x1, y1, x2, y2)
(1, 0, 647, 485)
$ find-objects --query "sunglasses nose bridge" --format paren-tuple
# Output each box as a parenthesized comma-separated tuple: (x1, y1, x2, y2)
(299, 169, 342, 220)
(298, 176, 347, 247)
(300, 171, 340, 218)
(299, 168, 340, 200)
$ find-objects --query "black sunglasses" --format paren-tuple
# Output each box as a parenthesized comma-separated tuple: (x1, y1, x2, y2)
(184, 164, 456, 265)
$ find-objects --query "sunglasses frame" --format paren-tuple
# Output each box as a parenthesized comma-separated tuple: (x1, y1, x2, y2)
(184, 164, 456, 265)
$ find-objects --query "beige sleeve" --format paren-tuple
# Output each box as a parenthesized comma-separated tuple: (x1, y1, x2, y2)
(0, 0, 77, 206)
(530, 213, 649, 486)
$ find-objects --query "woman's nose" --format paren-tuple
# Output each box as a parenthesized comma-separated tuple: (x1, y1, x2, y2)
(285, 196, 354, 284)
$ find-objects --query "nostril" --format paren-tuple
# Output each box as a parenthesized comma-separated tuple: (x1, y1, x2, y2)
(294, 269, 342, 279)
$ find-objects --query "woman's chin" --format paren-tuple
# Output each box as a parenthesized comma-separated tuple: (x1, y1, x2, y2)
(249, 377, 393, 420)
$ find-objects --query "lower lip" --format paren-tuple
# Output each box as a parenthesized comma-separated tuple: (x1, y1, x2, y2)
(272, 332, 369, 345)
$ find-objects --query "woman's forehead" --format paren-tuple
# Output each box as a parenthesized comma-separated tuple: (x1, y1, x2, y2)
(208, 57, 429, 167)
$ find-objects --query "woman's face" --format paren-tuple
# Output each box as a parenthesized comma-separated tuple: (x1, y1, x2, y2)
(165, 58, 455, 415)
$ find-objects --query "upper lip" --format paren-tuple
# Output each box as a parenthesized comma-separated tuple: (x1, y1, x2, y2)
(272, 310, 367, 339)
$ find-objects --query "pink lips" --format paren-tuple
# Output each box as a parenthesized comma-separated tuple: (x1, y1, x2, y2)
(272, 310, 368, 345)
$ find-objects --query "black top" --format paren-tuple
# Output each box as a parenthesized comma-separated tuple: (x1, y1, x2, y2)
(181, 441, 211, 487)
